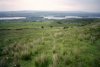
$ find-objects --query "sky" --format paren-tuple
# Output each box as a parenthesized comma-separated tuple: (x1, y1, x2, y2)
(0, 0, 100, 12)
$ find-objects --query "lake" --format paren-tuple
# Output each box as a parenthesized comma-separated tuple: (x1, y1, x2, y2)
(0, 17, 26, 20)
(43, 16, 100, 20)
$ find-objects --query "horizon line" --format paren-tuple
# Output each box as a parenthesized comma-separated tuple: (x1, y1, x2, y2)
(0, 10, 100, 13)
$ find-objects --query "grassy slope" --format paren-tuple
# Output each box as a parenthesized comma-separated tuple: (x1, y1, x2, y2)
(0, 21, 100, 67)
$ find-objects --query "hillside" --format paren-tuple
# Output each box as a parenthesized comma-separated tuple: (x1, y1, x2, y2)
(0, 20, 100, 67)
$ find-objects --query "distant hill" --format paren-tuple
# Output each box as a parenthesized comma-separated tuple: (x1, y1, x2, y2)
(0, 11, 100, 17)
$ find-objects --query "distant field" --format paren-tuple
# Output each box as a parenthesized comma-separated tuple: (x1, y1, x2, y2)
(0, 20, 100, 67)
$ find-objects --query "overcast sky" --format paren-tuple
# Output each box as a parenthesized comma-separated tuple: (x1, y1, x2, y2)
(0, 0, 100, 12)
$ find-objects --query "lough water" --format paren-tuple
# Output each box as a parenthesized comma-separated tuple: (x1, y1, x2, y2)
(43, 16, 100, 20)
(0, 17, 26, 20)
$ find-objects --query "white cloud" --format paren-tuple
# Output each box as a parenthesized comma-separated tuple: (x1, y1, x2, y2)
(0, 0, 100, 12)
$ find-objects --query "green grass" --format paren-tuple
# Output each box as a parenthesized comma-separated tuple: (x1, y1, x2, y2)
(0, 21, 100, 67)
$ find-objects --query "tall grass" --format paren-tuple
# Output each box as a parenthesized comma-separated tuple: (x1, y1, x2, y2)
(0, 21, 100, 67)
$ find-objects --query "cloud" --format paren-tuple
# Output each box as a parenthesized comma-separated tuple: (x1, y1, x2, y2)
(0, 0, 100, 12)
(63, 0, 100, 12)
